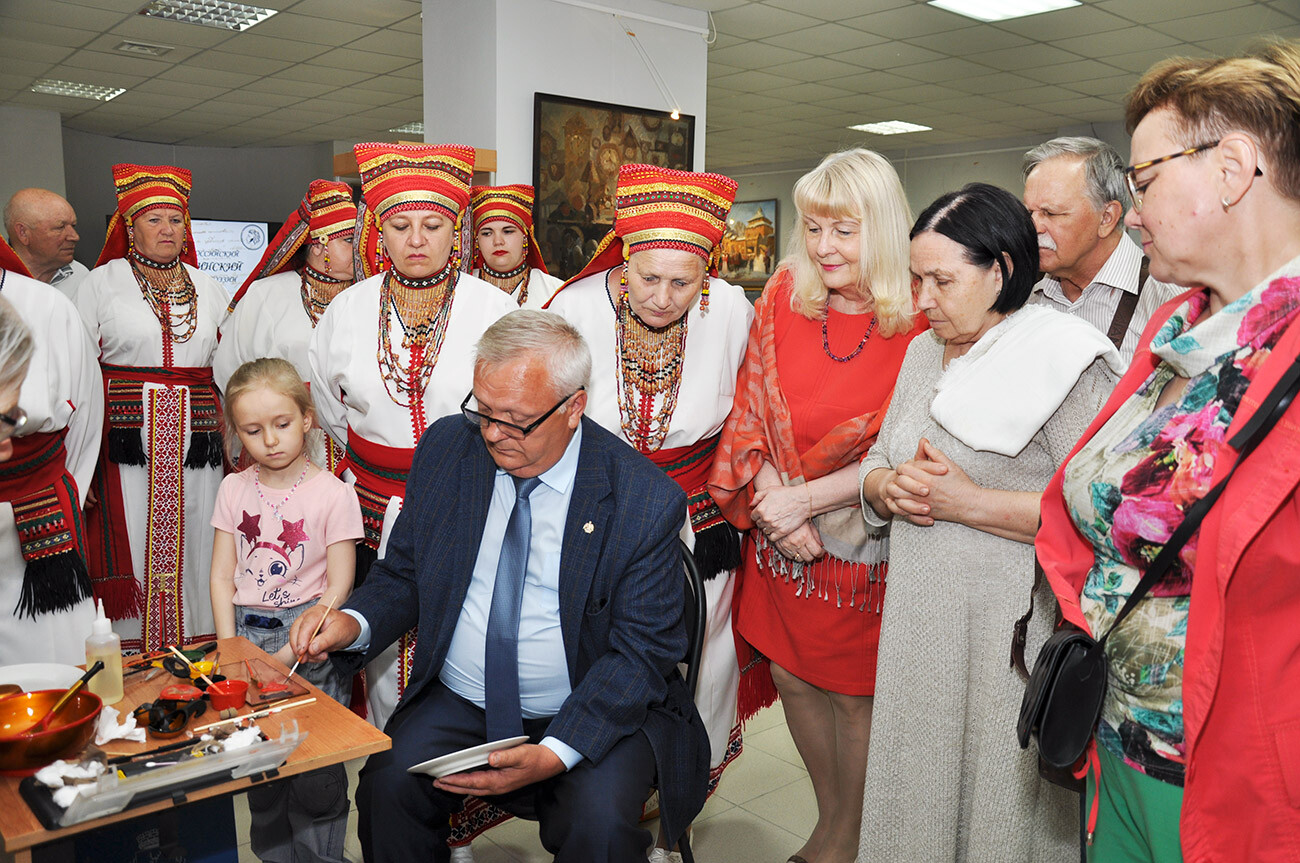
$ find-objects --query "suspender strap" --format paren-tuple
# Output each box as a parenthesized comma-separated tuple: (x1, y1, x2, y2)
(1105, 257, 1151, 349)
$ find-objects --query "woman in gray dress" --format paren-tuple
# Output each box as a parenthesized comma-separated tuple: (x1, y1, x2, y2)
(856, 183, 1118, 862)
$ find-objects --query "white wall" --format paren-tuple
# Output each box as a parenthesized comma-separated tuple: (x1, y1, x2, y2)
(0, 107, 67, 227)
(62, 129, 334, 266)
(422, 0, 708, 183)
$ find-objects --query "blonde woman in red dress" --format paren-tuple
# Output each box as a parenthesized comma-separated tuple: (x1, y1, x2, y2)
(710, 149, 927, 863)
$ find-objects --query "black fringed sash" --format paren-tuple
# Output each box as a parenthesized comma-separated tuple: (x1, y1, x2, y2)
(0, 430, 93, 618)
(645, 435, 741, 580)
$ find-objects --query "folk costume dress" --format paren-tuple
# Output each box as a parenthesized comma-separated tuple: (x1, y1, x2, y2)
(709, 269, 928, 714)
(214, 179, 357, 472)
(545, 163, 752, 792)
(77, 164, 229, 652)
(0, 242, 104, 665)
(468, 184, 562, 310)
(307, 143, 515, 731)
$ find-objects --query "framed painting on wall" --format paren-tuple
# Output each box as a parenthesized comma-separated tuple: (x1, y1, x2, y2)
(719, 198, 778, 289)
(532, 92, 695, 279)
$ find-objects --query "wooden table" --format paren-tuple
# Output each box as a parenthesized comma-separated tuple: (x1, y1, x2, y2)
(0, 637, 389, 862)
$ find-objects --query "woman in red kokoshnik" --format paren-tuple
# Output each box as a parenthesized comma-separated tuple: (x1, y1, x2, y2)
(215, 179, 358, 472)
(77, 163, 228, 652)
(308, 143, 515, 730)
(468, 184, 562, 310)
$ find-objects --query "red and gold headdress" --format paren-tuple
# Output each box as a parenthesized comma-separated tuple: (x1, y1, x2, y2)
(469, 184, 548, 273)
(227, 179, 356, 311)
(96, 163, 198, 267)
(549, 164, 738, 302)
(352, 142, 476, 280)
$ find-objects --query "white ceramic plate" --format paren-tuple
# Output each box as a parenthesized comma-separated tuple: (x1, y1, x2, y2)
(406, 735, 530, 779)
(0, 663, 84, 692)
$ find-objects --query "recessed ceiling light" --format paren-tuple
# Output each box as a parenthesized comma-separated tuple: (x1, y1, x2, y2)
(138, 0, 278, 32)
(31, 79, 126, 101)
(115, 39, 174, 57)
(389, 121, 424, 136)
(927, 0, 1080, 22)
(848, 120, 932, 135)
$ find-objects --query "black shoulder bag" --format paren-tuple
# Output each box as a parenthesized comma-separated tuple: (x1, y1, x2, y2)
(1017, 352, 1300, 782)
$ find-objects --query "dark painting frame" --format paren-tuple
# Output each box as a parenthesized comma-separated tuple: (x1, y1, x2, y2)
(532, 92, 695, 279)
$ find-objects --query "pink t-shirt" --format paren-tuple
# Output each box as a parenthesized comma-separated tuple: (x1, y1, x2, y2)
(212, 466, 364, 610)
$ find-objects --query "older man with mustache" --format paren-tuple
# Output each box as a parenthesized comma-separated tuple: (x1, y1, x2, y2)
(1022, 137, 1182, 367)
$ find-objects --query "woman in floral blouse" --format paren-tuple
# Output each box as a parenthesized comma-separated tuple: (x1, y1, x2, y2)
(1035, 40, 1300, 862)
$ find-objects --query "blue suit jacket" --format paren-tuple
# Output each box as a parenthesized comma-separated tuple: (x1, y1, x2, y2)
(344, 414, 709, 842)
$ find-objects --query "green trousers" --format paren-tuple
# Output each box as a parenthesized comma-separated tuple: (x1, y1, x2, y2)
(1086, 745, 1184, 862)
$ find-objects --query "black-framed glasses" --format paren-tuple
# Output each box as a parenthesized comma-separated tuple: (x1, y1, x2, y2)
(461, 388, 583, 440)
(0, 406, 26, 443)
(1124, 142, 1220, 213)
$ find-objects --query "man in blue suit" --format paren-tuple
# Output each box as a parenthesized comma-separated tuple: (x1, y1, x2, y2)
(290, 310, 708, 862)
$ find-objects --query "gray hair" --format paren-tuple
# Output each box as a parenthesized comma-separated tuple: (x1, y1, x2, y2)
(0, 295, 34, 392)
(1022, 136, 1128, 214)
(474, 309, 591, 396)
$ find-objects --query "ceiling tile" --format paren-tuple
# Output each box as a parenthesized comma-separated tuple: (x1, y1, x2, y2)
(993, 4, 1134, 40)
(0, 0, 127, 32)
(841, 4, 975, 39)
(890, 56, 999, 83)
(338, 28, 422, 58)
(760, 22, 887, 54)
(815, 92, 906, 114)
(247, 12, 377, 47)
(58, 49, 174, 77)
(286, 0, 417, 27)
(1152, 4, 1298, 40)
(880, 82, 963, 104)
(1067, 73, 1140, 97)
(713, 92, 795, 112)
(1195, 25, 1300, 54)
(709, 4, 823, 40)
(3, 58, 61, 80)
(241, 77, 337, 97)
(275, 64, 374, 86)
(670, 0, 752, 13)
(969, 43, 1083, 71)
(905, 26, 1030, 53)
(1051, 25, 1182, 58)
(389, 14, 422, 34)
(57, 0, 150, 11)
(166, 66, 260, 88)
(761, 0, 911, 20)
(219, 33, 329, 62)
(41, 65, 150, 90)
(207, 89, 299, 107)
(1101, 45, 1215, 74)
(765, 55, 865, 81)
(1093, 0, 1253, 24)
(707, 40, 810, 68)
(765, 81, 856, 102)
(64, 113, 150, 136)
(710, 69, 801, 92)
(1025, 59, 1126, 86)
(389, 62, 421, 80)
(186, 51, 296, 76)
(310, 47, 409, 74)
(82, 32, 204, 63)
(828, 41, 944, 69)
(824, 69, 918, 92)
(947, 71, 1041, 95)
(106, 15, 237, 48)
(0, 18, 100, 49)
(133, 78, 230, 100)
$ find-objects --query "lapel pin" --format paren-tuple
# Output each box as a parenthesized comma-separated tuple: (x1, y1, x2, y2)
(583, 521, 594, 534)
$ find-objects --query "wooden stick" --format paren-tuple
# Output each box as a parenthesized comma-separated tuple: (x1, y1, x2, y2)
(191, 697, 317, 732)
(284, 595, 335, 682)
(167, 645, 215, 686)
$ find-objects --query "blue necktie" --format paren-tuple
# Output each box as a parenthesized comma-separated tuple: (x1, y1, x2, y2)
(484, 475, 541, 741)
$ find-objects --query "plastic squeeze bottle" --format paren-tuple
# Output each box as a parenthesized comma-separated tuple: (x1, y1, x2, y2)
(85, 598, 124, 703)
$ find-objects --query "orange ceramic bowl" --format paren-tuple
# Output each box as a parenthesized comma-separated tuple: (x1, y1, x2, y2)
(0, 689, 102, 774)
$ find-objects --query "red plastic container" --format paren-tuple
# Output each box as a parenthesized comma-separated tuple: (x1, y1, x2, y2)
(206, 679, 248, 712)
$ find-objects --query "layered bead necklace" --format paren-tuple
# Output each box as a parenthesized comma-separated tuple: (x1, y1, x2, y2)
(128, 247, 197, 344)
(479, 259, 530, 306)
(300, 264, 349, 326)
(377, 258, 457, 435)
(614, 288, 688, 453)
(822, 309, 878, 363)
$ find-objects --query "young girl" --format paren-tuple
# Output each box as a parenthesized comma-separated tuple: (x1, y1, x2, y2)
(211, 357, 362, 863)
